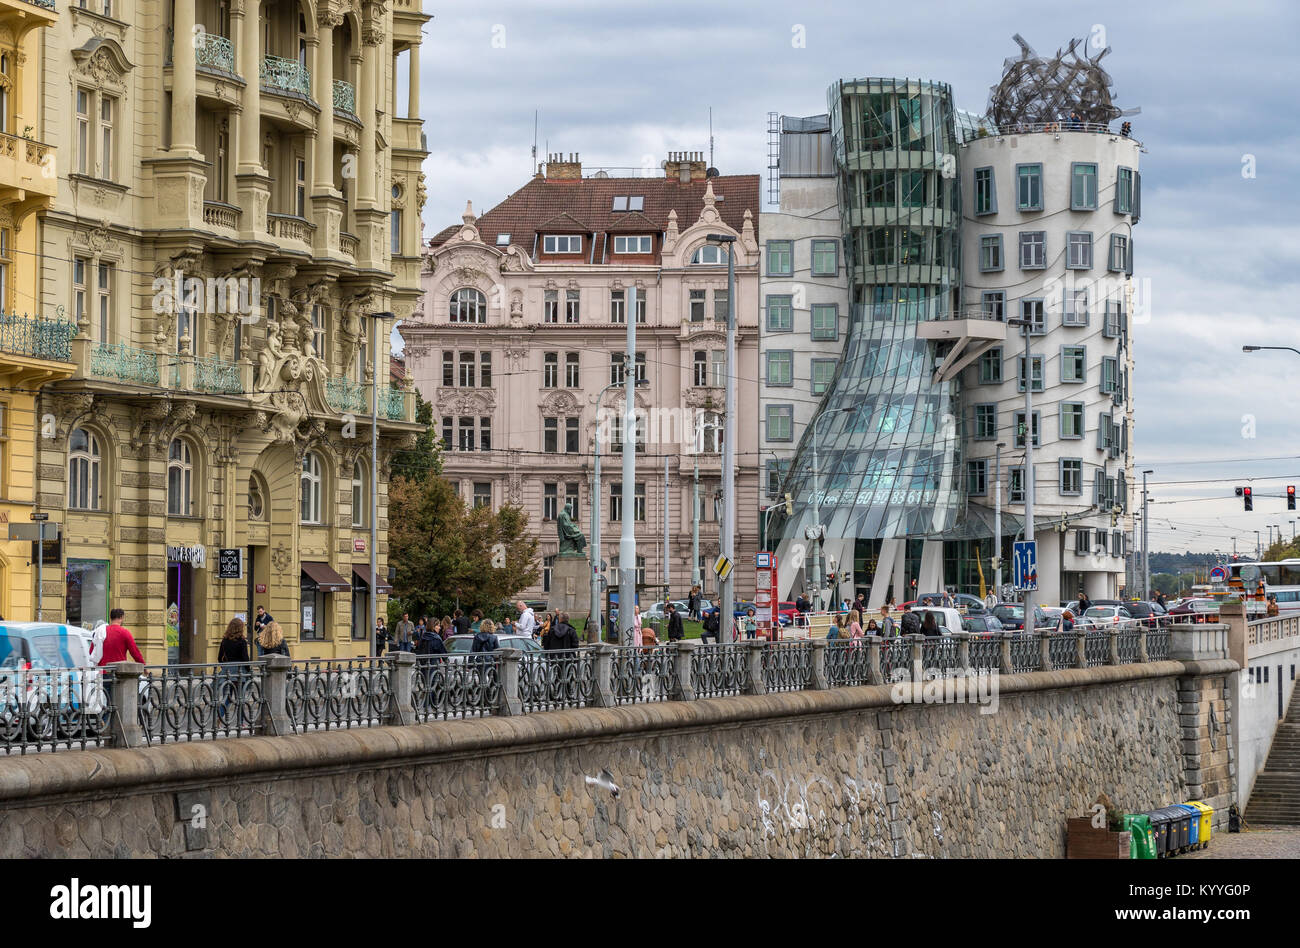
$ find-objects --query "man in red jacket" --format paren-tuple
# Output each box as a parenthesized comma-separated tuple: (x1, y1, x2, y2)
(98, 608, 145, 665)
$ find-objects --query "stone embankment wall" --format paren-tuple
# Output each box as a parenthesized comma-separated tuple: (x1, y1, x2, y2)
(0, 662, 1230, 858)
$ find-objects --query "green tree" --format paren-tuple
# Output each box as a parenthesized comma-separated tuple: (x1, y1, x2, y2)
(389, 391, 441, 483)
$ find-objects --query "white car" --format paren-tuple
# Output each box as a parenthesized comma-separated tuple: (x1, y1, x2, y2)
(1083, 605, 1133, 627)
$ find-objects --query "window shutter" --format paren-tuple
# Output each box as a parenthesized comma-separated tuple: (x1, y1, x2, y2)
(1126, 237, 1134, 276)
(1132, 171, 1141, 223)
(1113, 168, 1123, 215)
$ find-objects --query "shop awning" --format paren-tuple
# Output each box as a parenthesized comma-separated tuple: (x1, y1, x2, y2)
(301, 561, 350, 593)
(352, 564, 393, 596)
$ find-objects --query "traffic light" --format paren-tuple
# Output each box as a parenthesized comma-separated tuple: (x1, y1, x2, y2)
(784, 492, 794, 516)
(1289, 486, 1296, 511)
(1243, 487, 1253, 511)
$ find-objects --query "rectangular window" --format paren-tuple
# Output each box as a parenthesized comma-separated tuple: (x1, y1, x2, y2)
(978, 347, 1002, 384)
(480, 352, 492, 387)
(458, 351, 475, 387)
(543, 289, 559, 323)
(633, 289, 646, 324)
(390, 209, 402, 254)
(979, 234, 1003, 272)
(866, 228, 894, 267)
(479, 417, 492, 451)
(811, 359, 836, 395)
(981, 291, 1005, 321)
(865, 170, 895, 206)
(1009, 466, 1025, 504)
(1066, 231, 1093, 269)
(1059, 458, 1082, 495)
(293, 157, 307, 217)
(1016, 163, 1042, 211)
(974, 403, 997, 440)
(443, 351, 455, 386)
(766, 350, 793, 386)
(1019, 231, 1046, 269)
(1075, 529, 1091, 554)
(1108, 234, 1130, 272)
(1098, 411, 1112, 451)
(689, 289, 705, 323)
(810, 304, 838, 340)
(713, 288, 728, 322)
(633, 482, 646, 521)
(766, 240, 793, 276)
(811, 239, 839, 276)
(1071, 162, 1098, 210)
(1020, 298, 1045, 335)
(565, 482, 579, 517)
(1101, 356, 1119, 394)
(1063, 287, 1089, 326)
(609, 483, 623, 523)
(1103, 300, 1123, 338)
(1115, 166, 1134, 215)
(309, 304, 326, 362)
(610, 289, 626, 324)
(767, 459, 789, 498)
(543, 483, 558, 521)
(974, 167, 996, 215)
(1013, 410, 1040, 448)
(613, 235, 652, 254)
(1017, 355, 1043, 393)
(1060, 402, 1085, 439)
(610, 353, 624, 386)
(766, 295, 793, 332)
(766, 404, 793, 442)
(76, 88, 89, 174)
(458, 417, 475, 451)
(442, 416, 453, 448)
(1061, 345, 1086, 383)
(565, 417, 579, 453)
(900, 171, 925, 207)
(543, 235, 581, 254)
(543, 417, 558, 453)
(710, 350, 726, 388)
(565, 289, 580, 324)
(473, 482, 491, 509)
(100, 96, 116, 180)
(1095, 529, 1108, 554)
(96, 261, 113, 344)
(693, 350, 707, 387)
(564, 352, 579, 387)
(966, 459, 987, 496)
(543, 352, 558, 388)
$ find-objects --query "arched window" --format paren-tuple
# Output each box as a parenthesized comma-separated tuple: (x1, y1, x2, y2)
(167, 439, 194, 516)
(449, 287, 486, 323)
(68, 428, 102, 510)
(248, 475, 266, 521)
(691, 245, 728, 266)
(351, 461, 365, 527)
(300, 451, 323, 524)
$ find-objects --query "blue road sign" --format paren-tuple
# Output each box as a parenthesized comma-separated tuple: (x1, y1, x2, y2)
(1013, 540, 1038, 591)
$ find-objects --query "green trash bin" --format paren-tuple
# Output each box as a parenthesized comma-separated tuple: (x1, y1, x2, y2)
(1123, 814, 1157, 859)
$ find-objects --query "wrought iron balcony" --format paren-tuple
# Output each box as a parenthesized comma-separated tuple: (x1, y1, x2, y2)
(260, 55, 311, 98)
(196, 34, 237, 74)
(90, 342, 160, 386)
(333, 79, 356, 115)
(20, 0, 56, 9)
(194, 355, 242, 394)
(378, 386, 407, 421)
(326, 376, 366, 414)
(0, 312, 76, 362)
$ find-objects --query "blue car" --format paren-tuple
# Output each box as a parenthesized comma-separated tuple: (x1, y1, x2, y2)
(0, 622, 107, 741)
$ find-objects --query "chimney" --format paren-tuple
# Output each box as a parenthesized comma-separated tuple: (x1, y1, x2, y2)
(545, 152, 582, 180)
(664, 150, 707, 183)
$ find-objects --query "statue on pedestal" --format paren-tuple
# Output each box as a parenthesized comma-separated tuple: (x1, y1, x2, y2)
(556, 502, 586, 556)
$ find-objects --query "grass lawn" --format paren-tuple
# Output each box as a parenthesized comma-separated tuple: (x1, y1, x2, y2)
(571, 615, 705, 641)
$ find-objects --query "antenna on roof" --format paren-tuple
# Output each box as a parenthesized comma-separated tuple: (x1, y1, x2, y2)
(708, 106, 714, 168)
(532, 110, 538, 174)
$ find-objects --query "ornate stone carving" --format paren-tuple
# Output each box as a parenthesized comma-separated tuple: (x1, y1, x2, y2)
(541, 390, 580, 415)
(435, 388, 495, 415)
(271, 544, 292, 572)
(416, 172, 427, 212)
(507, 450, 523, 505)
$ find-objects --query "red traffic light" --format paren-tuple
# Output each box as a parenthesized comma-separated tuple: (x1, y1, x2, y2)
(1289, 485, 1296, 510)
(1244, 486, 1253, 511)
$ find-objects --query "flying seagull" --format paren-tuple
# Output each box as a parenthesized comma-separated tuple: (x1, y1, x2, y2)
(584, 769, 620, 799)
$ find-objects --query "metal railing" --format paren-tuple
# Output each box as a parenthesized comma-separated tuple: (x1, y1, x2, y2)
(1116, 626, 1141, 664)
(1084, 631, 1110, 667)
(326, 376, 366, 413)
(1, 666, 113, 755)
(761, 641, 814, 692)
(286, 658, 390, 732)
(260, 55, 311, 97)
(0, 312, 77, 362)
(691, 643, 749, 698)
(880, 638, 911, 680)
(1008, 633, 1039, 673)
(921, 636, 959, 673)
(968, 635, 1001, 671)
(517, 650, 594, 713)
(90, 342, 160, 385)
(611, 645, 678, 704)
(333, 79, 357, 114)
(1048, 633, 1077, 670)
(824, 641, 873, 687)
(139, 663, 265, 745)
(379, 385, 406, 420)
(194, 354, 242, 394)
(412, 654, 500, 721)
(1146, 629, 1171, 661)
(196, 34, 237, 74)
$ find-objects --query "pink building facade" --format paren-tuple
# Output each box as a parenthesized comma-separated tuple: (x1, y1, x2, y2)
(403, 154, 761, 605)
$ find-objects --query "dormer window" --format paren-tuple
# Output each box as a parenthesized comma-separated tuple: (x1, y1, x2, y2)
(613, 235, 652, 254)
(691, 245, 728, 266)
(611, 196, 643, 212)
(543, 235, 582, 254)
(612, 196, 627, 211)
(495, 234, 510, 247)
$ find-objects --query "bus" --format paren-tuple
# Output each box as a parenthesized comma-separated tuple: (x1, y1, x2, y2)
(1223, 559, 1300, 614)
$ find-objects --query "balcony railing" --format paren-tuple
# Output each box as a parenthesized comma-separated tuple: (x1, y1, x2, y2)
(21, 0, 56, 9)
(260, 55, 311, 98)
(339, 232, 359, 257)
(267, 213, 313, 242)
(196, 34, 237, 74)
(0, 312, 77, 362)
(90, 342, 160, 386)
(333, 79, 356, 115)
(194, 355, 242, 394)
(379, 386, 406, 420)
(326, 376, 366, 414)
(202, 201, 240, 230)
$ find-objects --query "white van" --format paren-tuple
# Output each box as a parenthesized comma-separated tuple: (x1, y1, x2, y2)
(914, 607, 963, 635)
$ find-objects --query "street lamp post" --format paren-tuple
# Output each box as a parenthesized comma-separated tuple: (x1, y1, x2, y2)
(368, 310, 395, 658)
(1141, 469, 1153, 601)
(592, 377, 647, 643)
(1243, 345, 1300, 357)
(706, 233, 737, 641)
(619, 286, 644, 649)
(807, 406, 854, 612)
(994, 441, 1005, 597)
(1007, 317, 1036, 622)
(1255, 530, 1261, 561)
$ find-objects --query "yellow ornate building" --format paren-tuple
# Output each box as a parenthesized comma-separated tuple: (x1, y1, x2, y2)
(26, 0, 428, 661)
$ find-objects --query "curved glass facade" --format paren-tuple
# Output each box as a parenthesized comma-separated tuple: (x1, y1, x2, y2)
(772, 78, 965, 546)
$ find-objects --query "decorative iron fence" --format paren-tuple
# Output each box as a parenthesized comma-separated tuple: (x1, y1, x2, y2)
(196, 33, 237, 73)
(517, 650, 595, 713)
(1084, 632, 1110, 667)
(824, 641, 873, 687)
(91, 342, 160, 385)
(0, 312, 77, 362)
(194, 355, 242, 394)
(411, 655, 500, 721)
(761, 641, 814, 692)
(333, 79, 357, 114)
(880, 638, 911, 681)
(921, 636, 959, 674)
(1147, 629, 1171, 661)
(0, 666, 113, 755)
(1048, 633, 1077, 670)
(138, 663, 264, 745)
(1008, 633, 1039, 673)
(261, 54, 311, 97)
(327, 376, 367, 413)
(611, 645, 678, 704)
(379, 385, 406, 420)
(691, 644, 749, 698)
(968, 636, 1001, 671)
(286, 658, 390, 732)
(1116, 626, 1141, 664)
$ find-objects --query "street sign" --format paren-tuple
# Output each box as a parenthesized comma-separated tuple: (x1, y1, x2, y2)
(712, 554, 733, 581)
(756, 551, 771, 569)
(755, 553, 779, 636)
(8, 522, 58, 542)
(29, 512, 48, 521)
(217, 548, 244, 580)
(1209, 566, 1227, 583)
(1012, 540, 1038, 591)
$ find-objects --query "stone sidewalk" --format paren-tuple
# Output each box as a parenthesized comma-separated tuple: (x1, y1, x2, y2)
(1181, 825, 1300, 858)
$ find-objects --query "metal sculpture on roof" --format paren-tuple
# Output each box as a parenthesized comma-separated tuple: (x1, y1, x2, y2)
(987, 34, 1138, 128)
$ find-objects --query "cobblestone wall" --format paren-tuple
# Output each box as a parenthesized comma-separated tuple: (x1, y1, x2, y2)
(0, 663, 1208, 858)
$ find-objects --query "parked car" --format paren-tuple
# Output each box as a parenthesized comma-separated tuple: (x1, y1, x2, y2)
(776, 602, 798, 626)
(732, 601, 759, 619)
(1063, 599, 1121, 615)
(1040, 606, 1070, 629)
(444, 634, 543, 658)
(913, 593, 986, 613)
(1165, 598, 1221, 623)
(1122, 601, 1166, 627)
(961, 614, 1004, 636)
(990, 603, 1052, 631)
(0, 622, 106, 741)
(914, 607, 964, 635)
(1083, 605, 1133, 627)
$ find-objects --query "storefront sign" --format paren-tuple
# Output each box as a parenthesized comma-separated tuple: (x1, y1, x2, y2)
(354, 537, 366, 553)
(166, 545, 206, 568)
(217, 548, 243, 579)
(255, 583, 267, 594)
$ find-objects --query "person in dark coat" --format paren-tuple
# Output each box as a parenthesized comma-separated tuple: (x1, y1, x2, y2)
(665, 603, 685, 641)
(452, 609, 472, 637)
(899, 603, 921, 637)
(217, 617, 251, 723)
(544, 613, 579, 651)
(700, 608, 720, 644)
(415, 622, 446, 656)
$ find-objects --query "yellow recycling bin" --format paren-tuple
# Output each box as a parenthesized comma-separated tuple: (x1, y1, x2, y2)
(1184, 800, 1213, 850)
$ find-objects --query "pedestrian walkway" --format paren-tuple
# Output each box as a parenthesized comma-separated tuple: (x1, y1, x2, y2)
(1182, 826, 1300, 858)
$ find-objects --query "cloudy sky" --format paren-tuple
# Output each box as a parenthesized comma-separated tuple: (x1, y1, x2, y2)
(407, 0, 1300, 557)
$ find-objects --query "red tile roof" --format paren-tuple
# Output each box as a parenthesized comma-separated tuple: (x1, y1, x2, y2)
(429, 173, 760, 254)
